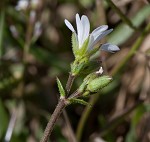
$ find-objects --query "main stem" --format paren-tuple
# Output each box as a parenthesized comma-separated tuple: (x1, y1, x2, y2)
(40, 98, 67, 142)
(66, 73, 75, 94)
(41, 71, 76, 142)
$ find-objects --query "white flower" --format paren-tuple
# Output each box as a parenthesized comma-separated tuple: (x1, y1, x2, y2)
(65, 13, 120, 52)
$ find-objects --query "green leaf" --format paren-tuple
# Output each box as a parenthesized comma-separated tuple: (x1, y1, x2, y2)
(56, 77, 66, 97)
(68, 98, 91, 106)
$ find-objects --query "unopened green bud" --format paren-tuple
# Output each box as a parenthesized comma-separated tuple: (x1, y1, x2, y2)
(78, 72, 98, 93)
(78, 67, 103, 93)
(86, 76, 112, 92)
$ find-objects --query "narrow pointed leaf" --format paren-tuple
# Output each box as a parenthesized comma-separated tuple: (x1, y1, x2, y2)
(56, 77, 66, 97)
(69, 98, 91, 106)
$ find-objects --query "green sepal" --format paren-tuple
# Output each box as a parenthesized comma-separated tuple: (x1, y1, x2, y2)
(87, 75, 113, 93)
(83, 72, 97, 82)
(78, 81, 87, 93)
(76, 37, 89, 58)
(71, 56, 89, 76)
(56, 77, 66, 97)
(72, 33, 78, 57)
(68, 98, 91, 106)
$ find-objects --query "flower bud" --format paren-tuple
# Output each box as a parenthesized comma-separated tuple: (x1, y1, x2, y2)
(78, 67, 104, 93)
(78, 72, 98, 93)
(86, 76, 112, 92)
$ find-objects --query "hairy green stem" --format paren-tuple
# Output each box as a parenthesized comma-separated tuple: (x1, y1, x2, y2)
(76, 23, 150, 141)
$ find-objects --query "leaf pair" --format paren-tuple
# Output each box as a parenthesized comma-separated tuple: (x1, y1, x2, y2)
(56, 77, 90, 106)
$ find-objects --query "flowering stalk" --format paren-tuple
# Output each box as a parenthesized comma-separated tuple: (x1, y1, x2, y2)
(40, 13, 120, 142)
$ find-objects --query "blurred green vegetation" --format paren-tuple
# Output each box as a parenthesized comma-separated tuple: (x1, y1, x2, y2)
(0, 0, 150, 142)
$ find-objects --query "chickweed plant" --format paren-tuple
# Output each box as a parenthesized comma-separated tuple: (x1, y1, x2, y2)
(40, 13, 120, 142)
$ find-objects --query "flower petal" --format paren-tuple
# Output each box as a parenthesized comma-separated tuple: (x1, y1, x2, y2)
(88, 34, 94, 50)
(101, 43, 120, 53)
(76, 14, 83, 48)
(91, 29, 113, 47)
(64, 19, 75, 32)
(81, 15, 90, 45)
(88, 25, 109, 49)
(91, 25, 108, 40)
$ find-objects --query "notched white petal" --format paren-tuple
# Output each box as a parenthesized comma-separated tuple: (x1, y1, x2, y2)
(91, 25, 108, 40)
(101, 43, 120, 53)
(76, 14, 82, 36)
(64, 19, 75, 32)
(99, 28, 113, 40)
(92, 29, 113, 47)
(88, 35, 94, 50)
(76, 14, 83, 48)
(81, 15, 90, 44)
